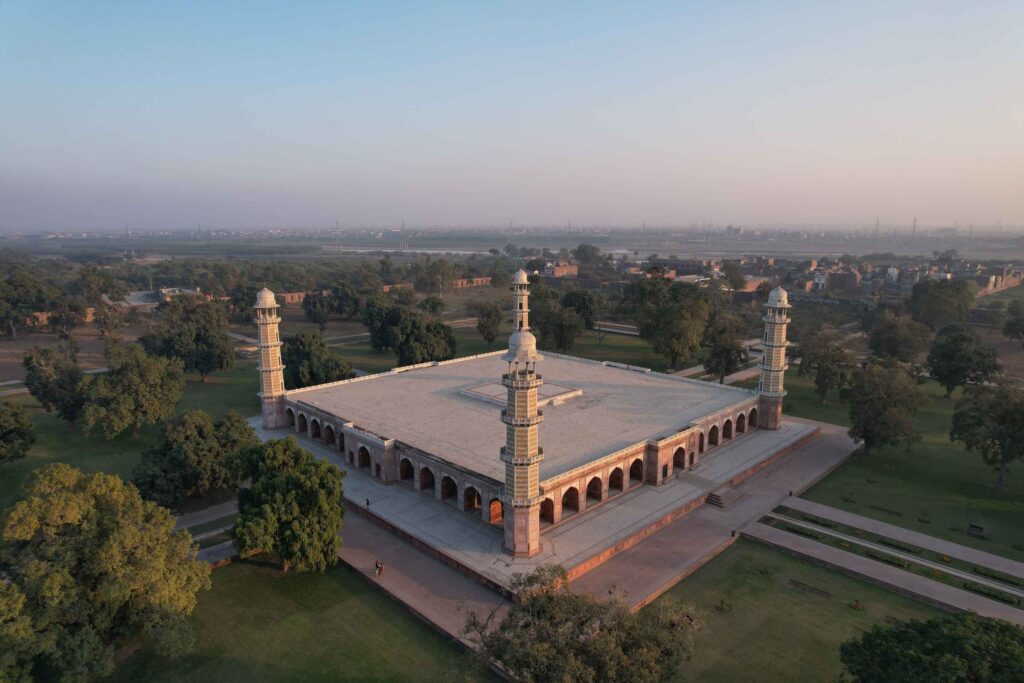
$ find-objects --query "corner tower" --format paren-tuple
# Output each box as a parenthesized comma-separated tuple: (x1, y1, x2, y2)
(758, 286, 790, 429)
(254, 288, 287, 429)
(499, 270, 544, 557)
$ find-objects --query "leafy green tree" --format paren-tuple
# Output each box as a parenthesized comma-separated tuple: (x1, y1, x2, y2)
(70, 265, 127, 305)
(133, 410, 258, 506)
(1008, 299, 1024, 317)
(839, 613, 1024, 683)
(720, 261, 746, 291)
(465, 565, 703, 683)
(561, 289, 597, 329)
(330, 281, 362, 320)
(302, 291, 332, 331)
(228, 283, 261, 320)
(571, 243, 601, 264)
(1, 464, 210, 681)
(417, 295, 445, 317)
(141, 298, 234, 381)
(473, 301, 504, 347)
(843, 363, 923, 455)
(1003, 315, 1024, 348)
(47, 295, 88, 339)
(394, 316, 457, 366)
(0, 402, 34, 465)
(0, 580, 44, 683)
(22, 345, 87, 431)
(868, 310, 931, 362)
(93, 302, 124, 338)
(798, 328, 854, 403)
(986, 300, 1008, 332)
(0, 267, 54, 338)
(909, 279, 977, 330)
(83, 343, 185, 438)
(951, 381, 1024, 488)
(281, 332, 353, 389)
(926, 324, 999, 398)
(232, 438, 345, 572)
(635, 291, 709, 370)
(703, 315, 748, 383)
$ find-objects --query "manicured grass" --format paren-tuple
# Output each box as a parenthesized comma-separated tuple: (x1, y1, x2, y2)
(111, 560, 486, 683)
(980, 284, 1024, 305)
(662, 539, 941, 683)
(740, 374, 1024, 561)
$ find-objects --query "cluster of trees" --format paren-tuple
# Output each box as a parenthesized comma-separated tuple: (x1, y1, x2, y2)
(0, 402, 34, 464)
(362, 296, 456, 366)
(141, 298, 234, 381)
(526, 280, 588, 353)
(1001, 299, 1024, 347)
(908, 279, 978, 331)
(281, 332, 353, 389)
(465, 564, 703, 683)
(628, 278, 711, 370)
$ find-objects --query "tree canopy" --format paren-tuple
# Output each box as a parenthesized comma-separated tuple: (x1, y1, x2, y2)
(281, 332, 353, 389)
(843, 363, 923, 455)
(868, 310, 931, 363)
(302, 291, 332, 331)
(951, 380, 1024, 488)
(231, 438, 345, 572)
(0, 464, 210, 682)
(0, 267, 55, 338)
(561, 289, 598, 329)
(1003, 315, 1024, 348)
(702, 315, 748, 383)
(925, 324, 999, 398)
(141, 297, 234, 381)
(361, 298, 456, 366)
(632, 283, 710, 370)
(908, 279, 977, 330)
(473, 300, 504, 347)
(839, 613, 1024, 683)
(798, 327, 854, 403)
(0, 402, 34, 465)
(22, 345, 87, 431)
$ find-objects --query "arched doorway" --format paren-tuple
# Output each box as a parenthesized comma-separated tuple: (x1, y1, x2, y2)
(463, 486, 481, 513)
(749, 408, 758, 429)
(297, 414, 308, 434)
(441, 475, 457, 502)
(561, 487, 580, 515)
(699, 432, 705, 454)
(723, 419, 733, 440)
(586, 477, 603, 504)
(736, 414, 746, 434)
(540, 498, 555, 525)
(673, 447, 686, 474)
(286, 408, 295, 427)
(419, 467, 435, 493)
(310, 419, 321, 440)
(688, 451, 695, 469)
(629, 459, 644, 486)
(338, 432, 346, 452)
(489, 499, 504, 525)
(609, 468, 624, 493)
(709, 425, 719, 447)
(357, 446, 370, 469)
(399, 458, 414, 482)
(323, 424, 336, 446)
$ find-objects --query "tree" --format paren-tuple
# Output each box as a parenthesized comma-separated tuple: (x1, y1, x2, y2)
(1009, 300, 1024, 318)
(839, 613, 1024, 683)
(635, 293, 709, 370)
(926, 324, 999, 398)
(417, 295, 445, 317)
(93, 302, 124, 338)
(908, 279, 977, 330)
(83, 342, 185, 439)
(0, 580, 42, 683)
(232, 438, 345, 572)
(133, 410, 258, 506)
(843, 363, 923, 455)
(0, 464, 210, 681)
(703, 315, 748, 383)
(394, 316, 457, 366)
(22, 345, 87, 430)
(720, 261, 746, 291)
(987, 300, 1008, 332)
(281, 332, 353, 389)
(798, 328, 854, 403)
(0, 267, 54, 338)
(572, 243, 601, 264)
(1003, 315, 1024, 348)
(0, 402, 34, 465)
(330, 281, 362, 320)
(47, 295, 88, 339)
(302, 291, 332, 331)
(868, 310, 931, 363)
(473, 301, 504, 347)
(465, 565, 703, 683)
(561, 289, 598, 329)
(141, 298, 234, 381)
(951, 381, 1024, 488)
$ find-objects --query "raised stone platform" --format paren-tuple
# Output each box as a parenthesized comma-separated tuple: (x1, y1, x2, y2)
(252, 417, 818, 591)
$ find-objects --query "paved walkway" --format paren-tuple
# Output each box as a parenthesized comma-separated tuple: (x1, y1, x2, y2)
(745, 522, 1024, 625)
(783, 497, 1024, 579)
(174, 500, 239, 531)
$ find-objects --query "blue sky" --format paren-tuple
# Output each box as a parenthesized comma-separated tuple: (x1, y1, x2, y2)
(1, 1, 1022, 230)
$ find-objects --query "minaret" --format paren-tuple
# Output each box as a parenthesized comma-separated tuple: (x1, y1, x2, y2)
(758, 286, 790, 429)
(499, 270, 544, 557)
(254, 288, 287, 429)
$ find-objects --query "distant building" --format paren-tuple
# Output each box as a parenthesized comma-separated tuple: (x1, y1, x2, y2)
(453, 276, 492, 288)
(544, 260, 578, 278)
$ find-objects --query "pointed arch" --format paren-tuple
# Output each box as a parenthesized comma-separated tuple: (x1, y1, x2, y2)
(736, 413, 746, 434)
(723, 419, 733, 440)
(562, 487, 580, 514)
(629, 459, 644, 486)
(586, 476, 603, 503)
(310, 418, 321, 440)
(323, 424, 336, 446)
(708, 424, 719, 447)
(609, 467, 624, 493)
(419, 466, 435, 493)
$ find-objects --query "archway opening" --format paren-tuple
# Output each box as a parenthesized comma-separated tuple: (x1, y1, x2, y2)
(699, 432, 705, 454)
(339, 432, 346, 452)
(399, 458, 414, 482)
(297, 414, 308, 434)
(357, 446, 370, 469)
(723, 419, 733, 440)
(736, 413, 746, 434)
(540, 498, 554, 525)
(629, 459, 644, 486)
(419, 467, 435, 493)
(609, 468, 624, 493)
(464, 486, 481, 512)
(441, 476, 457, 502)
(562, 487, 580, 515)
(586, 476, 603, 504)
(749, 408, 758, 429)
(489, 499, 504, 525)
(709, 425, 719, 447)
(689, 451, 695, 469)
(310, 419, 321, 440)
(673, 447, 686, 474)
(286, 408, 295, 427)
(323, 424, 336, 446)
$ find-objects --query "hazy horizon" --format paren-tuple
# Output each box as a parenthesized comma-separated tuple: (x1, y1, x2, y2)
(2, 2, 1022, 232)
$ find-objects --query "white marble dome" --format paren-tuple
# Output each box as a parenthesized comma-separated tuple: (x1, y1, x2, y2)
(254, 287, 278, 309)
(513, 269, 529, 285)
(503, 330, 542, 363)
(767, 286, 790, 308)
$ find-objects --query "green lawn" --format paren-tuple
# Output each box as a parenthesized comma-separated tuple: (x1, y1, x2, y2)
(739, 374, 1024, 561)
(111, 560, 486, 683)
(662, 539, 941, 682)
(980, 283, 1024, 306)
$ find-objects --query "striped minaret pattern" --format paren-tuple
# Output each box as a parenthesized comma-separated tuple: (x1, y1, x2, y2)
(499, 270, 544, 557)
(758, 286, 790, 429)
(254, 288, 287, 429)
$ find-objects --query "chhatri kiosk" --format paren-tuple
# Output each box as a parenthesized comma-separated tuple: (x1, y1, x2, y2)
(251, 272, 809, 581)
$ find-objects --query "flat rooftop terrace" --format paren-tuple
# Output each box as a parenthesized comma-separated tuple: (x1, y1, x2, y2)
(291, 351, 754, 482)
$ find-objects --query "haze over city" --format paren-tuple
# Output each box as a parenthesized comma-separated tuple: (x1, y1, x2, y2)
(2, 1, 1022, 232)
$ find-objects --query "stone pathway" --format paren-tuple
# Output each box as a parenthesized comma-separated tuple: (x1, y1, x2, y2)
(174, 500, 239, 531)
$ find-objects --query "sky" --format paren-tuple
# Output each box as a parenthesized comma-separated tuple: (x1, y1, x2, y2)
(1, 1, 1022, 231)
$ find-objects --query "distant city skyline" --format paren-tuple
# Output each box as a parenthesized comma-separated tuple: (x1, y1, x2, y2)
(1, 2, 1022, 231)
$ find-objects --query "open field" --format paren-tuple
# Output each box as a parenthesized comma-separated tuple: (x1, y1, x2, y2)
(979, 283, 1024, 305)
(111, 560, 486, 683)
(0, 323, 148, 382)
(738, 374, 1024, 561)
(663, 539, 941, 682)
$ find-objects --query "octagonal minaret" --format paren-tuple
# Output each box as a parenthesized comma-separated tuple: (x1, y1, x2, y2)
(254, 288, 287, 429)
(757, 286, 790, 429)
(499, 270, 544, 557)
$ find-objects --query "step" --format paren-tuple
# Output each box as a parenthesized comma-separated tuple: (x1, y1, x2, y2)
(706, 487, 743, 509)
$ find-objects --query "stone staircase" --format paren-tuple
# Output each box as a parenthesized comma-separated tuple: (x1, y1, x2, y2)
(706, 487, 743, 509)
